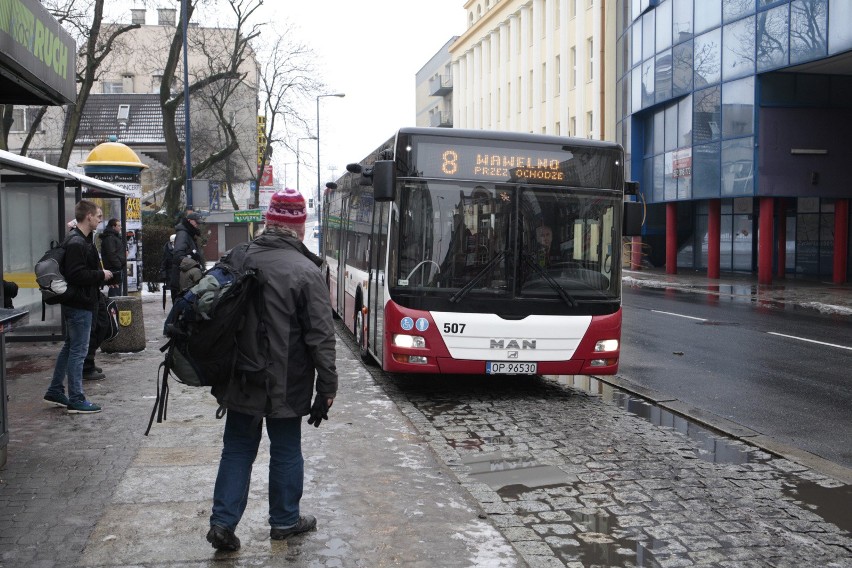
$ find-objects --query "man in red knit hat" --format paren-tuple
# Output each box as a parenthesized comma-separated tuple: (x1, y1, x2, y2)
(207, 188, 338, 551)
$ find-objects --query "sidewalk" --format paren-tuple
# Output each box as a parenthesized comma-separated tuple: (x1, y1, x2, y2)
(0, 294, 523, 567)
(623, 267, 852, 316)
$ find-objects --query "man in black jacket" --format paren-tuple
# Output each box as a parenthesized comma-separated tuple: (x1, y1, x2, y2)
(206, 189, 337, 551)
(170, 212, 204, 301)
(99, 218, 125, 297)
(43, 200, 113, 414)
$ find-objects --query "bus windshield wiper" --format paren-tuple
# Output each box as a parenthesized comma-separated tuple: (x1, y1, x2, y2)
(449, 250, 507, 303)
(521, 253, 579, 308)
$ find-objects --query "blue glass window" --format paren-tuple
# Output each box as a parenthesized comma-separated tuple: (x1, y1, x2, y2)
(673, 0, 694, 43)
(829, 0, 852, 54)
(656, 0, 673, 52)
(723, 0, 755, 22)
(632, 66, 643, 110)
(790, 0, 827, 64)
(693, 142, 722, 198)
(723, 16, 756, 80)
(673, 41, 694, 95)
(643, 11, 656, 61)
(642, 58, 655, 108)
(695, 0, 722, 34)
(665, 104, 678, 151)
(654, 154, 666, 201)
(721, 137, 754, 196)
(756, 4, 789, 71)
(694, 86, 721, 143)
(653, 110, 665, 155)
(656, 50, 673, 102)
(632, 19, 643, 65)
(695, 28, 722, 86)
(722, 77, 755, 138)
(678, 94, 693, 148)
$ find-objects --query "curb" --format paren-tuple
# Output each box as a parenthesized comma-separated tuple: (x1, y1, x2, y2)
(592, 373, 852, 485)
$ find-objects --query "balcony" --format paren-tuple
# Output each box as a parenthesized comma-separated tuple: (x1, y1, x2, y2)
(428, 74, 453, 96)
(429, 112, 452, 128)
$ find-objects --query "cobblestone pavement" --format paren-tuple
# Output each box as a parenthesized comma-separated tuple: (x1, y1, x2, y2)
(363, 364, 852, 568)
(0, 295, 521, 567)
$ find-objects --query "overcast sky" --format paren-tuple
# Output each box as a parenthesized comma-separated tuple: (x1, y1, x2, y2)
(273, 1, 465, 198)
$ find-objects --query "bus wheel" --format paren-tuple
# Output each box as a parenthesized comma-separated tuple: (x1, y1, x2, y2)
(354, 308, 372, 364)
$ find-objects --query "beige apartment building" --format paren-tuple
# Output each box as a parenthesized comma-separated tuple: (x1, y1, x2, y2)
(449, 0, 616, 141)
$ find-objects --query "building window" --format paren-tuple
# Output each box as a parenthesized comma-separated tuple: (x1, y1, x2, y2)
(517, 78, 522, 113)
(9, 107, 26, 133)
(570, 116, 576, 136)
(102, 81, 123, 94)
(541, 63, 547, 102)
(555, 55, 561, 96)
(570, 47, 577, 88)
(529, 70, 534, 108)
(556, 121, 561, 134)
(587, 37, 594, 82)
(528, 11, 534, 46)
(570, 0, 577, 19)
(587, 111, 594, 138)
(555, 1, 560, 27)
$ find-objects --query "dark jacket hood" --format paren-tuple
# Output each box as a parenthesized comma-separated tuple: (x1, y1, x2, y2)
(98, 226, 121, 240)
(175, 218, 201, 237)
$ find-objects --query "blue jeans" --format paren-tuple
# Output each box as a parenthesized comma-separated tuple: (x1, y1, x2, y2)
(46, 306, 92, 403)
(211, 411, 303, 531)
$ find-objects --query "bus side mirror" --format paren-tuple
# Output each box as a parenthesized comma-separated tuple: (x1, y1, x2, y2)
(623, 201, 643, 236)
(373, 160, 395, 202)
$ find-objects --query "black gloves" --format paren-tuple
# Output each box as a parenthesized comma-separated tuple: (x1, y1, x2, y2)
(307, 395, 332, 427)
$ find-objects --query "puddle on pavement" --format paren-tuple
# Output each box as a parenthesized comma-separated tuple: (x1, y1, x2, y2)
(554, 375, 760, 465)
(782, 479, 852, 534)
(462, 451, 572, 492)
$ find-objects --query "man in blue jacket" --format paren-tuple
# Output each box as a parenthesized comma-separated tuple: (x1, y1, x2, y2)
(43, 200, 113, 414)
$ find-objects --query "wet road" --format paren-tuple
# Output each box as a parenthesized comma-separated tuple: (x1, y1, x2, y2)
(620, 284, 852, 469)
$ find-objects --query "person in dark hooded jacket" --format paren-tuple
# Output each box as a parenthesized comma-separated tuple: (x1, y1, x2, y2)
(170, 212, 204, 301)
(99, 218, 125, 297)
(206, 189, 337, 552)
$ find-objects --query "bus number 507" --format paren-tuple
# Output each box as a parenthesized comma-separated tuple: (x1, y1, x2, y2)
(443, 323, 466, 334)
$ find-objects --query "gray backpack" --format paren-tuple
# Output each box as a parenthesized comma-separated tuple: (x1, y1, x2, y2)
(34, 233, 85, 305)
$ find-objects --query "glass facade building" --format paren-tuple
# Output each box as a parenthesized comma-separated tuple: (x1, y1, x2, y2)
(615, 0, 852, 279)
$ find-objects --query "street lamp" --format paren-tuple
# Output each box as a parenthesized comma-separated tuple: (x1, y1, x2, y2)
(316, 92, 345, 254)
(296, 136, 317, 203)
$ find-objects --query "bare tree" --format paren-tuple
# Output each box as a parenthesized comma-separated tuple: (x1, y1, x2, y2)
(159, 0, 263, 215)
(243, 28, 322, 206)
(0, 0, 140, 160)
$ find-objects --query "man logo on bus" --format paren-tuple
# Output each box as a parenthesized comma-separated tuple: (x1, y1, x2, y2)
(489, 339, 536, 349)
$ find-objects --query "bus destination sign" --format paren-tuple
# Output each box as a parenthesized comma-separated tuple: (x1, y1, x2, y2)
(415, 142, 574, 184)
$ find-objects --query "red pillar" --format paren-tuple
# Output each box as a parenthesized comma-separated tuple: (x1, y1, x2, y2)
(834, 199, 849, 284)
(776, 199, 787, 279)
(758, 197, 774, 285)
(631, 237, 642, 270)
(666, 202, 677, 275)
(708, 199, 721, 279)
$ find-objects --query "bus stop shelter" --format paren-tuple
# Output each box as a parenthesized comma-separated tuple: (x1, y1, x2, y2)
(0, 150, 129, 467)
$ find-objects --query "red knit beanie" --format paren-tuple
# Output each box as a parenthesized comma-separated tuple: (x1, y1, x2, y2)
(265, 188, 307, 227)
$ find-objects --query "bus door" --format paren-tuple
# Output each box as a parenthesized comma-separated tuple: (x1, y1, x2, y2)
(368, 202, 388, 361)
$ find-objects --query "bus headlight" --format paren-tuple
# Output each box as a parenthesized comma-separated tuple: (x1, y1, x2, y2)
(594, 339, 619, 352)
(393, 334, 426, 348)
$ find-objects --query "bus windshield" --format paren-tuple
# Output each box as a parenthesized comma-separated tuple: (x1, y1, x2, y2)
(393, 179, 622, 310)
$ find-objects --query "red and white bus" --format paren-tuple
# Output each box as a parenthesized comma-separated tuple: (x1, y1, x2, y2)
(322, 127, 641, 375)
